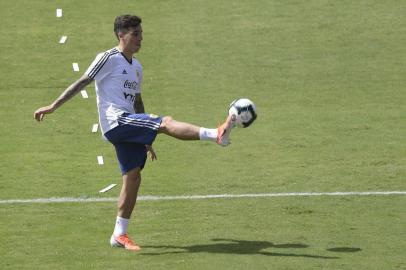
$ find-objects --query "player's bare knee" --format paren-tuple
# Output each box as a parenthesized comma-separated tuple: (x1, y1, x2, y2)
(159, 116, 173, 132)
(163, 115, 173, 125)
(123, 168, 142, 185)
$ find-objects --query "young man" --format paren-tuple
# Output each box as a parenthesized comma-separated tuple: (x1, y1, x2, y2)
(34, 14, 234, 251)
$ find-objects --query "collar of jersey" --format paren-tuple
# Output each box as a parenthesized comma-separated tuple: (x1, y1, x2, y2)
(116, 47, 133, 64)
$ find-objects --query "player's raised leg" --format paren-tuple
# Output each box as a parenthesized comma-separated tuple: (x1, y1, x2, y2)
(158, 116, 200, 140)
(158, 115, 234, 146)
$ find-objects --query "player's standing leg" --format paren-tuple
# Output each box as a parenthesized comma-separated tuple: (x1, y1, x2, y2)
(110, 167, 142, 251)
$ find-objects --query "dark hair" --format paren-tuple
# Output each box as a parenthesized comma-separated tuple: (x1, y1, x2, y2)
(114, 14, 142, 39)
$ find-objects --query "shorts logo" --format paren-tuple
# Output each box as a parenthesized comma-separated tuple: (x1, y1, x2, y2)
(149, 114, 159, 119)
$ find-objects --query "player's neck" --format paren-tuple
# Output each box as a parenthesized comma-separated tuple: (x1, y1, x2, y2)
(117, 45, 134, 62)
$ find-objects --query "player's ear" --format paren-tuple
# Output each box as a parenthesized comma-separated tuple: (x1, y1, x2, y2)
(117, 31, 126, 40)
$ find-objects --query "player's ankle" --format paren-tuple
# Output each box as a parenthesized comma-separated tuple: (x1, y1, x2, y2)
(199, 127, 217, 142)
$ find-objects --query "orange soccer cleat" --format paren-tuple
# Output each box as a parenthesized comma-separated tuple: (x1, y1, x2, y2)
(216, 115, 235, 146)
(110, 234, 141, 251)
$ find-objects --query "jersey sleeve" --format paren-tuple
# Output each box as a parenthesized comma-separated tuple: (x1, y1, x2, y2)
(85, 52, 112, 81)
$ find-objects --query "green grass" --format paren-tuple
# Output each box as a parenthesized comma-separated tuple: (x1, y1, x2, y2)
(0, 0, 405, 269)
(1, 197, 405, 269)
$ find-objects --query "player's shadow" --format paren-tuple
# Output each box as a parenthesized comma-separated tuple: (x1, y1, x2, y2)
(327, 247, 362, 253)
(141, 238, 339, 259)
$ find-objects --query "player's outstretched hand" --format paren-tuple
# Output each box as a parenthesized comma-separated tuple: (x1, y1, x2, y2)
(34, 105, 55, 122)
(146, 145, 157, 161)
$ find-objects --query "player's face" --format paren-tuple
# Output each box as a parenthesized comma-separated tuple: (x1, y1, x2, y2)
(121, 25, 143, 54)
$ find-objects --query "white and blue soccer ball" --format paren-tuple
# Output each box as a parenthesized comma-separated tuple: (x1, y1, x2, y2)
(228, 98, 257, 128)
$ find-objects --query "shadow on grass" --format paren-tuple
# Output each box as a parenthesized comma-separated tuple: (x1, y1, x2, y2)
(141, 238, 339, 259)
(327, 247, 362, 253)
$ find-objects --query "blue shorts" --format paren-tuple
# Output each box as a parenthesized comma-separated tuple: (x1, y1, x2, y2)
(104, 113, 162, 174)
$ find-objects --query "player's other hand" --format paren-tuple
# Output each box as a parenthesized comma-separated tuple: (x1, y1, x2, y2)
(146, 145, 157, 161)
(34, 105, 55, 122)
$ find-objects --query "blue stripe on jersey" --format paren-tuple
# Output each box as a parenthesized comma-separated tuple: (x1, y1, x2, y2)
(88, 48, 119, 78)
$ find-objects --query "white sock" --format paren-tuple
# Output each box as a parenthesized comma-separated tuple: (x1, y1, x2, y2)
(199, 128, 218, 142)
(113, 216, 129, 236)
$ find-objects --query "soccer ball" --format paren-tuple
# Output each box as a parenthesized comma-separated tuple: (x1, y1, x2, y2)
(228, 98, 257, 128)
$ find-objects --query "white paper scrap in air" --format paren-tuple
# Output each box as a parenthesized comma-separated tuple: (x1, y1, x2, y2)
(99, 184, 117, 193)
(97, 156, 104, 165)
(59, 36, 67, 44)
(92, 124, 98, 133)
(72, 63, 79, 72)
(56, 9, 62, 17)
(80, 90, 88, 99)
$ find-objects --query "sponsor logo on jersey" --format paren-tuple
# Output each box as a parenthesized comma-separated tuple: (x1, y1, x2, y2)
(122, 69, 128, 74)
(124, 80, 138, 90)
(123, 92, 136, 102)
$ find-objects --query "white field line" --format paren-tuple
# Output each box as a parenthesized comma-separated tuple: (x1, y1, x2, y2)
(0, 191, 405, 204)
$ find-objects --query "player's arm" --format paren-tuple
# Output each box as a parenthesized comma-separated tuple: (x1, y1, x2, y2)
(133, 93, 145, 113)
(133, 93, 157, 160)
(34, 74, 94, 121)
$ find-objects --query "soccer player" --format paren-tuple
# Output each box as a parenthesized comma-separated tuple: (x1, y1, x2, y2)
(33, 14, 234, 251)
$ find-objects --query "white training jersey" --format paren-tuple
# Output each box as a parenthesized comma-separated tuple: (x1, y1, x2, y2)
(85, 47, 143, 135)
